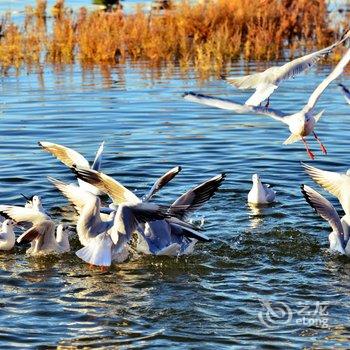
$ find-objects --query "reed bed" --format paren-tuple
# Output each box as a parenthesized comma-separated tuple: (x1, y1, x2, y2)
(0, 0, 348, 76)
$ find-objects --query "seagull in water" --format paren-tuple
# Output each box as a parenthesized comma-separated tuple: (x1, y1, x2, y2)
(137, 173, 225, 256)
(301, 184, 350, 256)
(339, 83, 350, 104)
(38, 141, 105, 195)
(184, 47, 350, 160)
(0, 219, 16, 251)
(0, 196, 73, 256)
(73, 167, 222, 257)
(49, 165, 200, 265)
(49, 166, 182, 247)
(223, 29, 350, 107)
(247, 174, 276, 205)
(302, 162, 350, 238)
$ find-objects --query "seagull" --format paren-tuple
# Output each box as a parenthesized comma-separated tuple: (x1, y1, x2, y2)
(49, 165, 182, 246)
(72, 192, 198, 267)
(339, 83, 350, 104)
(137, 173, 226, 256)
(0, 219, 16, 251)
(301, 184, 350, 256)
(49, 167, 199, 266)
(20, 194, 34, 208)
(247, 174, 276, 205)
(184, 47, 350, 160)
(223, 29, 350, 107)
(0, 202, 73, 256)
(38, 141, 105, 195)
(302, 162, 350, 239)
(72, 167, 221, 254)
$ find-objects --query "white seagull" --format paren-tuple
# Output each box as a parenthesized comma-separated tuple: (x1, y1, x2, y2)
(247, 174, 276, 205)
(301, 184, 350, 256)
(0, 219, 16, 251)
(302, 162, 350, 238)
(0, 197, 73, 256)
(38, 141, 105, 195)
(73, 167, 219, 256)
(184, 47, 350, 160)
(223, 29, 350, 107)
(49, 165, 182, 246)
(339, 83, 350, 104)
(137, 173, 225, 256)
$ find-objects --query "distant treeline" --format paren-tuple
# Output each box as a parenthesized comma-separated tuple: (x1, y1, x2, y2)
(0, 0, 348, 75)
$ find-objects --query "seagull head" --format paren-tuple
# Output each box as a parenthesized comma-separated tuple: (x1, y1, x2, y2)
(56, 224, 74, 238)
(3, 219, 15, 228)
(252, 173, 261, 183)
(32, 195, 42, 206)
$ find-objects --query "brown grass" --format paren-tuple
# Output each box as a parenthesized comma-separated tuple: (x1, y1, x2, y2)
(0, 0, 348, 76)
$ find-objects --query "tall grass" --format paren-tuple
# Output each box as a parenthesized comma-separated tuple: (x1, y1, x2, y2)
(0, 0, 348, 75)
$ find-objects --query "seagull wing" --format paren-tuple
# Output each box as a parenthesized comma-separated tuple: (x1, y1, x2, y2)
(302, 162, 350, 215)
(168, 218, 211, 242)
(245, 84, 278, 106)
(170, 173, 226, 219)
(72, 167, 141, 205)
(110, 202, 173, 243)
(303, 48, 350, 113)
(38, 141, 90, 169)
(183, 92, 288, 123)
(0, 206, 49, 225)
(301, 185, 344, 242)
(225, 29, 350, 104)
(143, 166, 182, 202)
(277, 31, 349, 84)
(48, 176, 96, 214)
(17, 220, 54, 244)
(91, 141, 105, 171)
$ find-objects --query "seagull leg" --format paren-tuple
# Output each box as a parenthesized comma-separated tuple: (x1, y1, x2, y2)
(265, 97, 270, 108)
(301, 137, 315, 160)
(313, 132, 327, 154)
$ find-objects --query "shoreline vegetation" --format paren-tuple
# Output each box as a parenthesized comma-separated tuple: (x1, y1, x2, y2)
(0, 0, 348, 77)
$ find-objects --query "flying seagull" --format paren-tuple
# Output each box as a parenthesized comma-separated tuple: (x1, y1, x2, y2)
(184, 47, 350, 159)
(223, 29, 350, 107)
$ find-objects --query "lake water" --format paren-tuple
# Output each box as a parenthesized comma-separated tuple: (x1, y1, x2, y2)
(0, 0, 350, 346)
(0, 59, 350, 349)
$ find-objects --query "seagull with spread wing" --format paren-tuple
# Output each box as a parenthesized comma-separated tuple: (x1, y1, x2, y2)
(73, 167, 224, 257)
(38, 141, 105, 195)
(302, 162, 350, 241)
(137, 173, 225, 256)
(50, 175, 201, 267)
(0, 196, 73, 256)
(49, 165, 182, 245)
(301, 184, 350, 256)
(184, 47, 350, 160)
(223, 29, 350, 107)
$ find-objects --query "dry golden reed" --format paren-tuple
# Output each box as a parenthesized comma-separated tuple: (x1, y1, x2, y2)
(0, 0, 348, 75)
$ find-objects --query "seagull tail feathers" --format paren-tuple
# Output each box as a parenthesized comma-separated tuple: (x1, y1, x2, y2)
(283, 133, 302, 145)
(76, 233, 112, 267)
